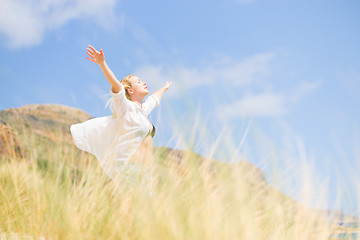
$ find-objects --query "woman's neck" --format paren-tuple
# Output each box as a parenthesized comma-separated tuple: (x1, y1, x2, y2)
(131, 95, 145, 108)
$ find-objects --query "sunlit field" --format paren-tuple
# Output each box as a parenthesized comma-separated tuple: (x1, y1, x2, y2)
(0, 110, 358, 240)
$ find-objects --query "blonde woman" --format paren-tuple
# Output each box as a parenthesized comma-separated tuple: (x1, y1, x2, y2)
(70, 45, 172, 197)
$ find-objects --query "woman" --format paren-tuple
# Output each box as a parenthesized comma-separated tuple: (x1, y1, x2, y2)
(70, 45, 172, 197)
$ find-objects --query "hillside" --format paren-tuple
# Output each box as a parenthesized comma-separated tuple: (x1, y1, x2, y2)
(0, 103, 358, 237)
(0, 103, 267, 185)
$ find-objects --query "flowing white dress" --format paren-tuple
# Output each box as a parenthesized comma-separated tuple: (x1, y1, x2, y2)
(70, 87, 160, 195)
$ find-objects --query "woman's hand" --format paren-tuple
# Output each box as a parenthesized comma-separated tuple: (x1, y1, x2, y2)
(86, 45, 105, 64)
(152, 81, 173, 102)
(163, 81, 173, 91)
(86, 45, 122, 91)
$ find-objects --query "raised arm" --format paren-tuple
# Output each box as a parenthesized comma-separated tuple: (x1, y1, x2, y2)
(86, 45, 123, 93)
(152, 81, 173, 102)
(142, 81, 172, 115)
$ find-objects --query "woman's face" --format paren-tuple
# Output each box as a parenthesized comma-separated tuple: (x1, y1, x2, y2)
(128, 76, 149, 98)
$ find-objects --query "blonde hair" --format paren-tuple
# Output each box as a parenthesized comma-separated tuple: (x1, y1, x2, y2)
(120, 74, 134, 100)
(105, 74, 135, 119)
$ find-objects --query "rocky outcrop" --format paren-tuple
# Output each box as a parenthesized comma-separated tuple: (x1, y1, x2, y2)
(0, 104, 93, 144)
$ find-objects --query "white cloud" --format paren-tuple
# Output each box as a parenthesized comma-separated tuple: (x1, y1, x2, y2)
(132, 51, 321, 118)
(288, 80, 323, 103)
(219, 52, 274, 85)
(0, 0, 121, 49)
(134, 52, 275, 96)
(221, 92, 287, 118)
(219, 79, 322, 118)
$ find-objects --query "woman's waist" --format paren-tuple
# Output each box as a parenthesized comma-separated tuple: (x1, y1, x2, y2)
(120, 162, 152, 175)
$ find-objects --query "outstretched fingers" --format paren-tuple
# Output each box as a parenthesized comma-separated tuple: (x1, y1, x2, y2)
(86, 57, 96, 63)
(86, 45, 106, 64)
(86, 50, 93, 58)
(163, 81, 173, 90)
(88, 45, 99, 54)
(86, 49, 95, 62)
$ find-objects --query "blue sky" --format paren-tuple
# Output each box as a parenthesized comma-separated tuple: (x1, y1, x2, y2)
(1, 0, 359, 217)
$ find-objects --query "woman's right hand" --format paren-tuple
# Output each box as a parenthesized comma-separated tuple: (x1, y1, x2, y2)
(163, 81, 173, 91)
(86, 45, 105, 64)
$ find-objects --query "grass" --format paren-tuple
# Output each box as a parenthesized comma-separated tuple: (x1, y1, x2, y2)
(0, 120, 355, 240)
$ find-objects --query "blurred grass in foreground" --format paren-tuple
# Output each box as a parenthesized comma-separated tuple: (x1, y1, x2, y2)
(0, 120, 353, 240)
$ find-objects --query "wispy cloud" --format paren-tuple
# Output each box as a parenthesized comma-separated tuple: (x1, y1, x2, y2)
(222, 92, 287, 118)
(135, 50, 321, 118)
(0, 0, 121, 49)
(134, 52, 275, 95)
(219, 80, 322, 118)
(288, 80, 323, 103)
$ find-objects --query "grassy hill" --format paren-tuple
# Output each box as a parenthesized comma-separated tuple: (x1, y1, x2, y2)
(0, 104, 358, 239)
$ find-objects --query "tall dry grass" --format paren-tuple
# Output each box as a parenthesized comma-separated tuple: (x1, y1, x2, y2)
(0, 119, 350, 240)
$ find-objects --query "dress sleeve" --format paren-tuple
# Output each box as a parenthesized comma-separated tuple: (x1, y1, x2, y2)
(110, 87, 130, 119)
(142, 95, 160, 115)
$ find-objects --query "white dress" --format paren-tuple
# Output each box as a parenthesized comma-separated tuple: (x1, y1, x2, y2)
(70, 87, 160, 194)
